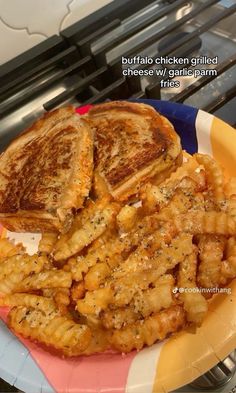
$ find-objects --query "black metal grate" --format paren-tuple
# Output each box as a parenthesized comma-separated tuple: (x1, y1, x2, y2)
(170, 54, 236, 104)
(203, 85, 236, 113)
(0, 0, 235, 124)
(0, 55, 94, 117)
(109, 0, 221, 66)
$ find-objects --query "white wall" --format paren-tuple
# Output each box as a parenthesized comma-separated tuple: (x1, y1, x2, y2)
(0, 0, 113, 65)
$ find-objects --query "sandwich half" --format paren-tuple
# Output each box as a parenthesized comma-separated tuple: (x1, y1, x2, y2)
(86, 101, 182, 200)
(0, 106, 93, 233)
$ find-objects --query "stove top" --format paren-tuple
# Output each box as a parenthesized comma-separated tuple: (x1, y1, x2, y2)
(174, 350, 236, 393)
(0, 0, 235, 152)
(0, 1, 236, 392)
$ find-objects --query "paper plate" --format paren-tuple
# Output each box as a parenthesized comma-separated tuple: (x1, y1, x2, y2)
(0, 100, 236, 393)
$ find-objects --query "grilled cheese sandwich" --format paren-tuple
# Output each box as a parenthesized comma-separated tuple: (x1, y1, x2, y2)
(0, 101, 182, 233)
(0, 106, 94, 232)
(87, 101, 182, 200)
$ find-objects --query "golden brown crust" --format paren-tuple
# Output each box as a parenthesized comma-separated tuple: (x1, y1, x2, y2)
(88, 100, 158, 117)
(0, 215, 60, 232)
(112, 152, 183, 202)
(0, 107, 93, 232)
(0, 101, 181, 231)
(56, 119, 94, 226)
(10, 106, 75, 144)
(87, 101, 181, 200)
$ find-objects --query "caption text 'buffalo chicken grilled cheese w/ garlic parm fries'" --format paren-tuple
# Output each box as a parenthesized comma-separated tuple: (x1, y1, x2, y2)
(0, 101, 236, 357)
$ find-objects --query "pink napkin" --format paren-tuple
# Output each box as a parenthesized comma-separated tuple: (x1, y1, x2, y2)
(0, 306, 136, 393)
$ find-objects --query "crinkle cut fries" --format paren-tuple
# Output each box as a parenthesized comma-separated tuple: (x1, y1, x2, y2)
(1, 152, 236, 356)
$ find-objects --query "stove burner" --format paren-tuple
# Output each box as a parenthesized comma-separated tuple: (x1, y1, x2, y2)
(158, 31, 202, 58)
(0, 0, 235, 150)
(190, 350, 236, 390)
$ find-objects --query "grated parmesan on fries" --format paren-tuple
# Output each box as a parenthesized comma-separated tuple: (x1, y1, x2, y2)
(1, 152, 236, 356)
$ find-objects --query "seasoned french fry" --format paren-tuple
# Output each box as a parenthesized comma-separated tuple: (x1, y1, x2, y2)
(8, 306, 91, 356)
(0, 273, 28, 295)
(157, 155, 198, 190)
(38, 232, 58, 254)
(109, 305, 186, 353)
(65, 213, 168, 284)
(221, 259, 236, 283)
(0, 254, 46, 280)
(92, 172, 110, 200)
(171, 212, 236, 236)
(54, 202, 120, 261)
(177, 175, 206, 197)
(84, 262, 111, 291)
(141, 182, 173, 214)
(76, 287, 113, 315)
(224, 178, 236, 219)
(113, 233, 192, 280)
(197, 235, 225, 289)
(178, 251, 208, 325)
(71, 281, 86, 302)
(141, 158, 205, 214)
(53, 288, 70, 315)
(15, 270, 72, 292)
(42, 288, 54, 297)
(194, 153, 225, 207)
(111, 234, 193, 308)
(224, 178, 236, 198)
(101, 306, 139, 330)
(2, 148, 236, 357)
(81, 328, 111, 355)
(0, 238, 25, 259)
(225, 236, 236, 259)
(221, 237, 236, 282)
(189, 193, 205, 212)
(54, 198, 101, 252)
(156, 177, 205, 219)
(132, 275, 175, 317)
(64, 232, 123, 282)
(101, 275, 175, 329)
(227, 196, 236, 220)
(116, 205, 138, 232)
(53, 198, 113, 266)
(156, 190, 192, 221)
(0, 294, 56, 313)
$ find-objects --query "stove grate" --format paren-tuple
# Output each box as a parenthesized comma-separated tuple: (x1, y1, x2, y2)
(0, 0, 235, 133)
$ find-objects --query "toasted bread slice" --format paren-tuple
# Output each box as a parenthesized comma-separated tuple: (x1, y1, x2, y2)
(0, 106, 93, 232)
(87, 101, 182, 200)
